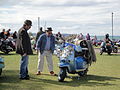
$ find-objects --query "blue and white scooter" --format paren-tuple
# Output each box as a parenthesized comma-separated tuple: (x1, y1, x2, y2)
(58, 41, 95, 82)
(0, 57, 5, 76)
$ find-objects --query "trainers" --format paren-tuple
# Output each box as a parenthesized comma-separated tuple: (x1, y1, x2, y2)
(36, 71, 41, 75)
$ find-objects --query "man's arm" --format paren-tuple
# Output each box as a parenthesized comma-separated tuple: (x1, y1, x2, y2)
(36, 34, 43, 50)
(21, 30, 28, 54)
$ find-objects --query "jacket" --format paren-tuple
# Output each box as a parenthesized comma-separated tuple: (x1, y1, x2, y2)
(86, 40, 96, 64)
(16, 27, 33, 55)
(36, 33, 55, 54)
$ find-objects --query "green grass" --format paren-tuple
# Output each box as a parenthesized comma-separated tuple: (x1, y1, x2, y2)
(0, 52, 120, 90)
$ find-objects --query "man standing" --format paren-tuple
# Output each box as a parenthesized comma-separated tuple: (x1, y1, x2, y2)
(0, 29, 6, 39)
(35, 27, 45, 43)
(86, 33, 91, 40)
(16, 20, 33, 80)
(36, 27, 55, 75)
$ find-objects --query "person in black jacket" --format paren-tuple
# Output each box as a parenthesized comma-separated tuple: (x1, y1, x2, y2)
(35, 27, 45, 43)
(16, 20, 33, 80)
(5, 29, 11, 39)
(0, 29, 6, 39)
(12, 31, 17, 39)
(35, 27, 45, 54)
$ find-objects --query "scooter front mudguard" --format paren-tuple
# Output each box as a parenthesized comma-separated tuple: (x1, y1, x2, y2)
(58, 62, 76, 73)
(58, 63, 70, 68)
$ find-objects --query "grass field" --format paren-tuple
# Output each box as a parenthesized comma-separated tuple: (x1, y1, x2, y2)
(0, 51, 120, 90)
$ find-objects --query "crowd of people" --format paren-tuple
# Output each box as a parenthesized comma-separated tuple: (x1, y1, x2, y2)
(0, 19, 117, 80)
(0, 29, 17, 40)
(0, 29, 17, 53)
(15, 20, 97, 80)
(75, 33, 97, 41)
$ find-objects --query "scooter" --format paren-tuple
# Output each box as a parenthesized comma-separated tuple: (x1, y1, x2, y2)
(100, 41, 114, 55)
(0, 57, 5, 76)
(0, 39, 13, 54)
(58, 40, 96, 82)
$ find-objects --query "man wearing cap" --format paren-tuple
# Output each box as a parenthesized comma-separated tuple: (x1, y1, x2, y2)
(36, 27, 56, 75)
(16, 20, 33, 80)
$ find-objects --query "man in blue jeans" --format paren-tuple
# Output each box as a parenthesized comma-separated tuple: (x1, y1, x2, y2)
(16, 20, 33, 80)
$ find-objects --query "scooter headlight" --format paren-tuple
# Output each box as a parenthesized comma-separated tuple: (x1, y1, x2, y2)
(60, 59, 66, 63)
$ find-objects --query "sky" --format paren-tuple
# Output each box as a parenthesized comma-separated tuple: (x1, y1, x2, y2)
(0, 0, 120, 36)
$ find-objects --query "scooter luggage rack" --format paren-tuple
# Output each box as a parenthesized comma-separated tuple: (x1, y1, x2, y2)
(82, 48, 88, 50)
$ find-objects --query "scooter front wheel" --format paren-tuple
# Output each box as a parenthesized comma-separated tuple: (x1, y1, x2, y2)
(108, 52, 111, 55)
(58, 68, 67, 82)
(0, 69, 2, 75)
(100, 48, 103, 55)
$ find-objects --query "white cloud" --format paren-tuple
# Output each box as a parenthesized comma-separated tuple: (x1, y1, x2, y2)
(0, 0, 120, 36)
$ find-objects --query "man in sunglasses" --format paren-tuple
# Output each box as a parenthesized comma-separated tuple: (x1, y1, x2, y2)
(36, 27, 56, 75)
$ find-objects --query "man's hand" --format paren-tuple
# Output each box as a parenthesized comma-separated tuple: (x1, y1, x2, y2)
(23, 53, 27, 56)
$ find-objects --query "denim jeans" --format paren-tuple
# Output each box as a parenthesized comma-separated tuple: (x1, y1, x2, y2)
(20, 55, 29, 78)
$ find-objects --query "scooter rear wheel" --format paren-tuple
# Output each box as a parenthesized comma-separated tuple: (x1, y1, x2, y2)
(58, 68, 67, 82)
(113, 48, 118, 53)
(78, 68, 88, 76)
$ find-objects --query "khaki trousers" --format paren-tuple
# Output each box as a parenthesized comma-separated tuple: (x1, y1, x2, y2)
(37, 51, 53, 72)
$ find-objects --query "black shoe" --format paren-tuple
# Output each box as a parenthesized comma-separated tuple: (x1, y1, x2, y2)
(26, 75, 29, 78)
(19, 77, 30, 80)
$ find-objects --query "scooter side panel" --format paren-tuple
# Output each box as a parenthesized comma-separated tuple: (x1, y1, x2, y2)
(75, 57, 87, 70)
